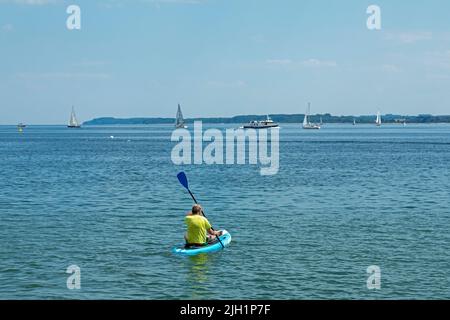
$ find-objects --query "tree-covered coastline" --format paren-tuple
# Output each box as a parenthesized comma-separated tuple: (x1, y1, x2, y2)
(83, 113, 450, 125)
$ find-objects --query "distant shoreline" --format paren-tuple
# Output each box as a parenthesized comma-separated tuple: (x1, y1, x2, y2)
(83, 114, 450, 125)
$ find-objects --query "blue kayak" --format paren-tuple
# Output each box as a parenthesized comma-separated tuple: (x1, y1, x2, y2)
(172, 230, 232, 256)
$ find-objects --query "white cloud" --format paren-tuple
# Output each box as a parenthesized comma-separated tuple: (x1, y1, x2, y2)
(424, 50, 450, 69)
(300, 58, 337, 68)
(386, 32, 432, 44)
(16, 72, 111, 79)
(426, 74, 450, 80)
(99, 0, 206, 8)
(0, 0, 207, 7)
(381, 64, 401, 73)
(1, 24, 13, 32)
(142, 0, 205, 4)
(0, 0, 59, 4)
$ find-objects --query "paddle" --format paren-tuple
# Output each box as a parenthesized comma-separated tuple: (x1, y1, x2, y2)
(177, 172, 224, 249)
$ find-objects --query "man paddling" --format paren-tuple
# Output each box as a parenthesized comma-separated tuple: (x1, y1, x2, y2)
(184, 204, 222, 247)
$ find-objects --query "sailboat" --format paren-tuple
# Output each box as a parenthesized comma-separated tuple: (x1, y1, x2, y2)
(175, 104, 188, 129)
(302, 103, 321, 130)
(68, 106, 81, 128)
(375, 111, 382, 127)
(353, 119, 356, 126)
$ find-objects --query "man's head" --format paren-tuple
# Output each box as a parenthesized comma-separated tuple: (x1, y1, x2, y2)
(192, 204, 202, 215)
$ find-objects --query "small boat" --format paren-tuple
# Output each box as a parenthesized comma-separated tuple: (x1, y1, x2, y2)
(175, 104, 188, 129)
(302, 103, 320, 130)
(172, 230, 232, 256)
(395, 118, 407, 126)
(243, 115, 279, 129)
(17, 123, 26, 129)
(375, 111, 382, 127)
(68, 106, 81, 128)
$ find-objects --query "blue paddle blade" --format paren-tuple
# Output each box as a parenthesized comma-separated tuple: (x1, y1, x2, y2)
(177, 172, 189, 189)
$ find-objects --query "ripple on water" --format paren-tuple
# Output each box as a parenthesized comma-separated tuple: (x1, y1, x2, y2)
(1, 124, 450, 299)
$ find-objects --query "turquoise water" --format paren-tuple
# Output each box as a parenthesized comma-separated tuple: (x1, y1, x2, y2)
(1, 124, 449, 299)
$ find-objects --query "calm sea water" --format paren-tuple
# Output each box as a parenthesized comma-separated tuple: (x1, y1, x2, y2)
(1, 123, 449, 299)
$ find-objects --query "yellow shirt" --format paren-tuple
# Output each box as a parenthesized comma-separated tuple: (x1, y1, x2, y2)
(185, 214, 212, 244)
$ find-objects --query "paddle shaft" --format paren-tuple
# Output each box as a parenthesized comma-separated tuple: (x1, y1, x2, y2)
(186, 188, 224, 248)
(187, 190, 211, 225)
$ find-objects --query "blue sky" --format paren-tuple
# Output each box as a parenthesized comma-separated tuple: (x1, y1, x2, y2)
(0, 0, 450, 124)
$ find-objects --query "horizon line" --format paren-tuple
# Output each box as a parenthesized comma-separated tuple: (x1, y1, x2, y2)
(2, 112, 450, 126)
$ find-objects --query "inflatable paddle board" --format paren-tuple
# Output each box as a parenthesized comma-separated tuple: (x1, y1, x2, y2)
(172, 230, 231, 256)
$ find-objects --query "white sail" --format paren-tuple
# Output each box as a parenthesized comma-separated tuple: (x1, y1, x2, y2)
(302, 102, 320, 129)
(303, 114, 308, 126)
(303, 103, 309, 127)
(376, 111, 381, 126)
(175, 104, 186, 128)
(68, 106, 80, 127)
